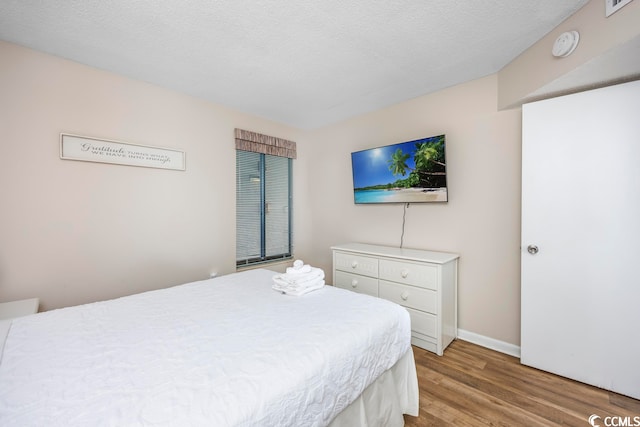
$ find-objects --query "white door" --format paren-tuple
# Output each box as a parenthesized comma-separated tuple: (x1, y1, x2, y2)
(521, 80, 640, 400)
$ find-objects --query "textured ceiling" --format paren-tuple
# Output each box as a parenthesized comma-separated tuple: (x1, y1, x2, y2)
(0, 0, 590, 129)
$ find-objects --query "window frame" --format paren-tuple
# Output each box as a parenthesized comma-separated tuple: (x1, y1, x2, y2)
(236, 150, 293, 267)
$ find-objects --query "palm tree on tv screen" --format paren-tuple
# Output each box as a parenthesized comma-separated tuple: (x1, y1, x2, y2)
(387, 136, 446, 189)
(388, 148, 411, 176)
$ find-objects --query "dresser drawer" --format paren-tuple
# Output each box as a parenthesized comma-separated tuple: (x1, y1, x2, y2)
(406, 307, 437, 338)
(334, 252, 378, 278)
(379, 259, 438, 290)
(379, 280, 437, 314)
(332, 243, 458, 356)
(334, 271, 378, 297)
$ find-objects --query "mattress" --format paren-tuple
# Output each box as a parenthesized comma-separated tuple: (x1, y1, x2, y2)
(0, 268, 415, 426)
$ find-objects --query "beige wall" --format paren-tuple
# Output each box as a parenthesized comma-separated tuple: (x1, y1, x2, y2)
(2, 0, 638, 347)
(499, 0, 640, 108)
(300, 0, 640, 347)
(305, 75, 522, 345)
(0, 40, 311, 310)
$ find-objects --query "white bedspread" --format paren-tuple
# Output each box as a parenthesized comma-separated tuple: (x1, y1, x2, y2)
(0, 269, 412, 427)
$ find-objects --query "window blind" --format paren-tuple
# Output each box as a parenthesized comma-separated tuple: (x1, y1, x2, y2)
(235, 129, 294, 266)
(236, 151, 262, 262)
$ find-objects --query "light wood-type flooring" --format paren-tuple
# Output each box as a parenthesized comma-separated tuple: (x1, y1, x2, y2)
(404, 340, 640, 426)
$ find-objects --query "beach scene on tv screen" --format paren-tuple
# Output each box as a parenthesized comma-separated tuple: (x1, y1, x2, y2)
(352, 135, 447, 203)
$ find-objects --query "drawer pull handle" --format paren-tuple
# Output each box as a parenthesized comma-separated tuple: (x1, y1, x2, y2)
(401, 269, 409, 278)
(351, 261, 358, 269)
(351, 279, 358, 288)
(401, 291, 409, 301)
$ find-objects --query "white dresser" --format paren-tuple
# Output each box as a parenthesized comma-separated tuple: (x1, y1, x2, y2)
(331, 243, 459, 356)
(0, 298, 39, 354)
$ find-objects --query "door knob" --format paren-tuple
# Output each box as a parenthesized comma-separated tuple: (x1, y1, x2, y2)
(527, 245, 539, 255)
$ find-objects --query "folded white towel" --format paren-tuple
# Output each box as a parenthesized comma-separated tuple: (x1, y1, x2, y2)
(272, 259, 324, 296)
(272, 263, 326, 296)
(273, 267, 324, 287)
(273, 279, 325, 296)
(286, 259, 312, 275)
(286, 265, 312, 275)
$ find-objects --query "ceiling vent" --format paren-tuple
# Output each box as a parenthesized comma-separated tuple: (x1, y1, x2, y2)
(605, 0, 635, 17)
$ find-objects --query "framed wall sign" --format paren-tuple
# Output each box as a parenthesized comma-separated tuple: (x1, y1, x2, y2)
(60, 134, 186, 171)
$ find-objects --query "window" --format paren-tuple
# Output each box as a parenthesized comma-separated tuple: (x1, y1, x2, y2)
(235, 129, 295, 267)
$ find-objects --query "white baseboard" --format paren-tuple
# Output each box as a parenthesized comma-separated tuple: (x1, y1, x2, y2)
(457, 329, 521, 358)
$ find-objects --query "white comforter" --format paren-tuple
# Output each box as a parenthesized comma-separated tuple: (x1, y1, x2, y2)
(0, 269, 411, 427)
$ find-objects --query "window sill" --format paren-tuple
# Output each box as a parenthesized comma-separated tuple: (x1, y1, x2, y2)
(236, 257, 293, 274)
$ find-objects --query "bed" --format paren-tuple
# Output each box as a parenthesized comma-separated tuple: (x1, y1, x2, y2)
(0, 268, 419, 426)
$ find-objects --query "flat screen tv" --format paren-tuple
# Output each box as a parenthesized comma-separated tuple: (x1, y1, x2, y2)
(351, 134, 447, 204)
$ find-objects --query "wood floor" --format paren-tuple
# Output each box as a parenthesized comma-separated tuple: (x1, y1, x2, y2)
(403, 340, 640, 426)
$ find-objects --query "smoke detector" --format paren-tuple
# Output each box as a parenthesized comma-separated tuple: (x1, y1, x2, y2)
(552, 31, 580, 57)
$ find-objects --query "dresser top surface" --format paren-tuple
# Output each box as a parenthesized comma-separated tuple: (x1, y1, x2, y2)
(331, 243, 459, 264)
(0, 298, 40, 320)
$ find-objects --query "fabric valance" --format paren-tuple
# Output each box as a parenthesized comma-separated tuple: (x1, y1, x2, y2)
(234, 128, 297, 159)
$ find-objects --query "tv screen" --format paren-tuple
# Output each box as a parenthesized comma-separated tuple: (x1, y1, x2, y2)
(351, 135, 447, 204)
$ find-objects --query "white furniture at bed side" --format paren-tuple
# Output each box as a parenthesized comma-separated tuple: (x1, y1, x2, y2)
(0, 298, 40, 355)
(331, 243, 458, 356)
(0, 298, 40, 320)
